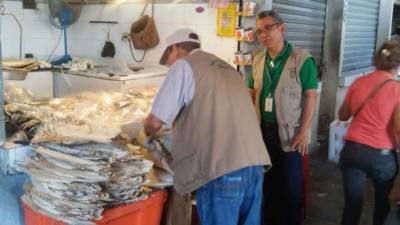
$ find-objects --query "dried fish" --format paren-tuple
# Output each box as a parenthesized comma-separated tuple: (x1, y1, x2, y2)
(40, 142, 111, 161)
(23, 142, 153, 224)
(25, 156, 108, 183)
(9, 86, 162, 223)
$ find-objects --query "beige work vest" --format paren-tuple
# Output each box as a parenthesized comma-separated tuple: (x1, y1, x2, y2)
(252, 47, 310, 152)
(172, 50, 271, 195)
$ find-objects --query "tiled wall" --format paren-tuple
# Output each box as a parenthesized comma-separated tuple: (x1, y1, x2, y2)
(1, 1, 238, 66)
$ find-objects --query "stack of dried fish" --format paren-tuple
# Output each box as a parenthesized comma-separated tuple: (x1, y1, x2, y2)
(22, 142, 153, 224)
(108, 154, 153, 206)
(22, 143, 112, 224)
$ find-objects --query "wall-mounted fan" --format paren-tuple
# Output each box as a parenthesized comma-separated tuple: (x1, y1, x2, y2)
(48, 0, 81, 65)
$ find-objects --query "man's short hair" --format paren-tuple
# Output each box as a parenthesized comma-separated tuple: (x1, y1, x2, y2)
(176, 41, 201, 53)
(257, 10, 284, 24)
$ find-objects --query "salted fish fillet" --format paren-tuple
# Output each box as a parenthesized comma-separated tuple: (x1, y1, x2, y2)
(35, 146, 100, 165)
(34, 146, 110, 173)
(30, 179, 109, 203)
(41, 142, 111, 161)
(26, 167, 88, 183)
(40, 154, 110, 175)
(30, 184, 107, 209)
(26, 157, 108, 182)
(68, 143, 130, 160)
(32, 178, 102, 194)
(109, 175, 143, 186)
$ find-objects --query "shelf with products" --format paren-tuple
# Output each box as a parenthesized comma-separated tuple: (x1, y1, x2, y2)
(237, 1, 257, 17)
(235, 27, 255, 42)
(233, 0, 258, 68)
(234, 51, 253, 67)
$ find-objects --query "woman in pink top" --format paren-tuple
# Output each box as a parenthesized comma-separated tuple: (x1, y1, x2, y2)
(339, 41, 400, 225)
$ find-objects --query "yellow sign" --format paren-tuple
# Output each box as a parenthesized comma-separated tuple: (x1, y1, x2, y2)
(217, 3, 237, 37)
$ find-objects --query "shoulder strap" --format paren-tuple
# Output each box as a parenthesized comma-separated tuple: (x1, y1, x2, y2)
(353, 79, 397, 118)
(140, 0, 155, 17)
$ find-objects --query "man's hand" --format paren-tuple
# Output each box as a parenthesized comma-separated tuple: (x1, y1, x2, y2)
(144, 114, 164, 136)
(291, 89, 317, 155)
(291, 129, 309, 155)
(249, 88, 256, 104)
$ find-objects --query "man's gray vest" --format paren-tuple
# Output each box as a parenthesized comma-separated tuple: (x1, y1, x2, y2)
(252, 47, 311, 152)
(172, 50, 271, 195)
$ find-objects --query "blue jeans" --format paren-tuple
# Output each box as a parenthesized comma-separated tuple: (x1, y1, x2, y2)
(340, 141, 398, 225)
(260, 123, 304, 225)
(196, 166, 264, 225)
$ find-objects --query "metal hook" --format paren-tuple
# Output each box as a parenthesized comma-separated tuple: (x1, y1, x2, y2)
(107, 24, 110, 41)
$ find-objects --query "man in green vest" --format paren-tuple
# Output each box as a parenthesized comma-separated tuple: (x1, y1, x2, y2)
(248, 10, 318, 225)
(143, 28, 271, 225)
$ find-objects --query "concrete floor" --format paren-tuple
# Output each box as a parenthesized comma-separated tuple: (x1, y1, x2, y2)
(304, 148, 374, 225)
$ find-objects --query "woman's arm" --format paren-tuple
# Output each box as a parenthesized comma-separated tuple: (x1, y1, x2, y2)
(339, 102, 352, 121)
(393, 105, 400, 149)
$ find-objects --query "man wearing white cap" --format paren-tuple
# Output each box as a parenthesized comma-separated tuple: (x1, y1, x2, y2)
(143, 28, 271, 225)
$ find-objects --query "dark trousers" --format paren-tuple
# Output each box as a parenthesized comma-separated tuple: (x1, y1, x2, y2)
(260, 122, 304, 225)
(340, 141, 398, 225)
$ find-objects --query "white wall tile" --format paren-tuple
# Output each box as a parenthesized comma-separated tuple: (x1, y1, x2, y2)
(24, 21, 60, 39)
(118, 40, 148, 65)
(69, 22, 106, 40)
(217, 37, 237, 48)
(119, 3, 146, 23)
(118, 41, 134, 62)
(24, 38, 49, 59)
(23, 3, 50, 21)
(47, 38, 65, 59)
(154, 4, 185, 24)
(69, 39, 104, 57)
(2, 39, 22, 59)
(1, 19, 22, 39)
(170, 24, 197, 32)
(155, 23, 173, 44)
(2, 1, 23, 21)
(184, 4, 216, 25)
(213, 47, 236, 64)
(143, 46, 164, 64)
(115, 23, 131, 42)
(78, 5, 120, 22)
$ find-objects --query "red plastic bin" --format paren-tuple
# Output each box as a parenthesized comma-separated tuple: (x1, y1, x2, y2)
(23, 190, 168, 225)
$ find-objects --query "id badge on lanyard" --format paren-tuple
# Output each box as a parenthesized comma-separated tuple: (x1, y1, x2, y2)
(264, 61, 275, 113)
(265, 94, 273, 112)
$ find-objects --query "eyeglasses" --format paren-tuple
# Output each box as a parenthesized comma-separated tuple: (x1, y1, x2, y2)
(256, 23, 282, 35)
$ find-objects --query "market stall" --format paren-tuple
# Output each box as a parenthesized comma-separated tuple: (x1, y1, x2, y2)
(1, 83, 173, 225)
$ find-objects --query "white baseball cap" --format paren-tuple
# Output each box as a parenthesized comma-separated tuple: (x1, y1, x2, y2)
(159, 28, 201, 65)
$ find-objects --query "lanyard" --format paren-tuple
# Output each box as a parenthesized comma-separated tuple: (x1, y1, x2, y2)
(265, 59, 281, 96)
